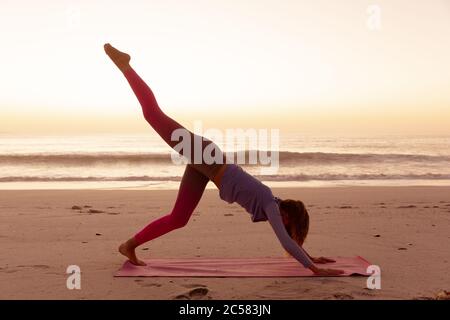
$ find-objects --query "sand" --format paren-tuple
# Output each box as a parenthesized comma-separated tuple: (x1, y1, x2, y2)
(0, 186, 449, 300)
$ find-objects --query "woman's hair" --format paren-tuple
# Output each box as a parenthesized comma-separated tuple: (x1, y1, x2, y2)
(279, 199, 310, 245)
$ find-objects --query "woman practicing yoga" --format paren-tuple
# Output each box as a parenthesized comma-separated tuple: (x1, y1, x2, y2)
(104, 43, 344, 276)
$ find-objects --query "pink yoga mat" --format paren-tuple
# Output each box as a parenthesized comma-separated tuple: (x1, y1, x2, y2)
(115, 256, 371, 277)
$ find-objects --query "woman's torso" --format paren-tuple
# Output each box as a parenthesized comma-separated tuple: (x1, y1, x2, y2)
(217, 164, 275, 222)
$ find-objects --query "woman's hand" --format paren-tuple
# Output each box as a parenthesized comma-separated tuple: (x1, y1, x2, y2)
(309, 265, 345, 276)
(311, 256, 336, 264)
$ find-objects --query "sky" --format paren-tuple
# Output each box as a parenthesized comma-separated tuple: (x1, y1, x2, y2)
(1, 0, 450, 135)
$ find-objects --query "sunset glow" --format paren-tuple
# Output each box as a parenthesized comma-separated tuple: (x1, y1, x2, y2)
(1, 0, 449, 135)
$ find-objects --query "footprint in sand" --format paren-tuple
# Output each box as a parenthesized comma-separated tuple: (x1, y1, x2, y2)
(413, 296, 434, 300)
(181, 283, 208, 289)
(224, 213, 234, 216)
(134, 280, 162, 288)
(5, 270, 19, 274)
(397, 205, 417, 209)
(357, 290, 375, 297)
(142, 283, 162, 288)
(333, 293, 354, 300)
(174, 287, 210, 300)
(436, 290, 450, 300)
(17, 264, 50, 270)
(414, 291, 450, 300)
(88, 209, 104, 214)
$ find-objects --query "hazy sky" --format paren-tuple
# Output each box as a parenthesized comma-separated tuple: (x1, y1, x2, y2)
(1, 0, 449, 135)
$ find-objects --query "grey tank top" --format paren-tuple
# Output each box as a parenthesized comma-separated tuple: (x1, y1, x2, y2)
(219, 164, 278, 222)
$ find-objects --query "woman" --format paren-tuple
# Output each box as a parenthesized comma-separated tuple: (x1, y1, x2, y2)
(104, 43, 344, 276)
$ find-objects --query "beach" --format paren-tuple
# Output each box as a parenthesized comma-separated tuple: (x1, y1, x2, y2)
(1, 186, 449, 300)
(1, 0, 450, 304)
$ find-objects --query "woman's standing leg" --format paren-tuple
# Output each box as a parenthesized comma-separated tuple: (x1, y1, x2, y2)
(119, 165, 209, 265)
(105, 44, 220, 265)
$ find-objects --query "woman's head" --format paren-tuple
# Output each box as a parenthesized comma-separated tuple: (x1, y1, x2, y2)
(279, 199, 310, 245)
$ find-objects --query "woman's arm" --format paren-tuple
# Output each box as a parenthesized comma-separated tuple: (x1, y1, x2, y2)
(264, 201, 344, 276)
(264, 201, 314, 268)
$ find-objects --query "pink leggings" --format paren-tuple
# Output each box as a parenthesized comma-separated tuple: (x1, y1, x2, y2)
(123, 68, 224, 246)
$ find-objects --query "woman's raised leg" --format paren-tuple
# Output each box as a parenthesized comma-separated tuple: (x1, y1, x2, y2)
(118, 165, 209, 265)
(105, 43, 188, 148)
(104, 43, 225, 180)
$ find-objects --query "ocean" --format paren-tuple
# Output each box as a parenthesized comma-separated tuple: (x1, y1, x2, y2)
(1, 133, 449, 189)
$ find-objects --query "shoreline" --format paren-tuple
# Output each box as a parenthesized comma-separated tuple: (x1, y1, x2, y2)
(2, 180, 450, 191)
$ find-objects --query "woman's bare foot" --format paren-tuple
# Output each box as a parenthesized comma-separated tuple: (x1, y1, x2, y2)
(119, 239, 146, 266)
(104, 43, 131, 72)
